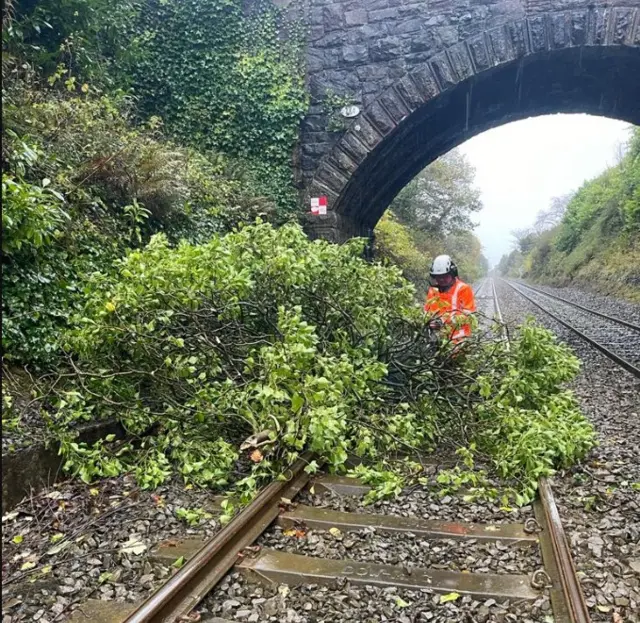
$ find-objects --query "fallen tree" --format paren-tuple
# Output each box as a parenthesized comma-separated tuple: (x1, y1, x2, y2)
(36, 222, 595, 509)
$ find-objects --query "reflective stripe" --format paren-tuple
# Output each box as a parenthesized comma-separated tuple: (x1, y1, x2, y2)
(451, 281, 463, 312)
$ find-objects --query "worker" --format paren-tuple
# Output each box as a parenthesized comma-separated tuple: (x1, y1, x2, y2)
(424, 255, 476, 342)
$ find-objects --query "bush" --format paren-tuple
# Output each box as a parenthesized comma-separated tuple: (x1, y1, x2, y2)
(498, 126, 640, 296)
(374, 212, 488, 296)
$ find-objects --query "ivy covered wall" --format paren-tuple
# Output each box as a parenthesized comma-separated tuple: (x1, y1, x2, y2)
(129, 0, 309, 214)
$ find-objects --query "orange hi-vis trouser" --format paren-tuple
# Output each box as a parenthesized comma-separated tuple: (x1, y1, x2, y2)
(424, 279, 477, 342)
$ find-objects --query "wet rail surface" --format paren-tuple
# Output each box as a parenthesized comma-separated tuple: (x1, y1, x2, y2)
(71, 281, 590, 623)
(502, 279, 640, 378)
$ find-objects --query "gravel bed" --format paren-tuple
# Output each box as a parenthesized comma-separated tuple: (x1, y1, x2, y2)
(200, 569, 552, 623)
(495, 280, 640, 623)
(260, 525, 542, 575)
(298, 485, 536, 527)
(1, 474, 223, 622)
(505, 280, 640, 369)
(2, 367, 51, 454)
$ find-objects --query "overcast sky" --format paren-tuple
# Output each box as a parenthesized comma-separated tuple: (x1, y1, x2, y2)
(457, 114, 633, 268)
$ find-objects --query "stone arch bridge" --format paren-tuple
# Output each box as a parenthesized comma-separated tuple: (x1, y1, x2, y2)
(295, 0, 640, 241)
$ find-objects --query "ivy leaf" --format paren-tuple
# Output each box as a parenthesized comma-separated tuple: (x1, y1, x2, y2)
(12, 535, 24, 544)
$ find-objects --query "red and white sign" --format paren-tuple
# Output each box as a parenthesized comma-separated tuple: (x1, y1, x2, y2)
(310, 196, 327, 215)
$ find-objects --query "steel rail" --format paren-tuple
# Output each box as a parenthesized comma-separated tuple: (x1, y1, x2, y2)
(493, 281, 591, 623)
(502, 279, 640, 379)
(490, 278, 509, 349)
(514, 281, 640, 332)
(536, 479, 591, 623)
(123, 453, 315, 623)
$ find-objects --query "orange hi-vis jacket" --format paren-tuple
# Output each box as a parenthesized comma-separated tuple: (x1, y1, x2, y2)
(424, 278, 477, 341)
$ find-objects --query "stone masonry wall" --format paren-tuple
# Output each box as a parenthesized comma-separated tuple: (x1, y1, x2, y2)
(297, 0, 640, 241)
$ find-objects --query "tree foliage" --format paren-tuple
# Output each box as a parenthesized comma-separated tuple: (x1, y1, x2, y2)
(375, 150, 488, 293)
(39, 222, 594, 505)
(2, 0, 307, 367)
(391, 149, 483, 236)
(1, 80, 275, 367)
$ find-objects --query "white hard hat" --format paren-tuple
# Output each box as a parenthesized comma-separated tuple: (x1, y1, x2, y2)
(430, 254, 456, 276)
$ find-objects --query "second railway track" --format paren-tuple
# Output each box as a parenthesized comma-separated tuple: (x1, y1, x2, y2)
(502, 279, 640, 378)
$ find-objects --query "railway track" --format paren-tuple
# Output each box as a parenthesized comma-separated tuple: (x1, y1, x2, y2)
(70, 281, 590, 623)
(502, 279, 640, 378)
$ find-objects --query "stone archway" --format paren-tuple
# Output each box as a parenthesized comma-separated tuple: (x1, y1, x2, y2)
(302, 8, 640, 241)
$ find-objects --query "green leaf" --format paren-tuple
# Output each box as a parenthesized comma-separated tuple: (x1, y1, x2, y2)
(172, 556, 185, 569)
(439, 592, 460, 604)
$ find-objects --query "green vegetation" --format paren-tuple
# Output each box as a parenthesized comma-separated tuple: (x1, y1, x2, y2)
(2, 0, 306, 368)
(498, 127, 640, 300)
(375, 150, 488, 294)
(2, 0, 596, 511)
(43, 222, 593, 505)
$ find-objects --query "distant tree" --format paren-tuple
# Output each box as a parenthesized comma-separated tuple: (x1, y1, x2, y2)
(391, 149, 482, 236)
(532, 192, 573, 234)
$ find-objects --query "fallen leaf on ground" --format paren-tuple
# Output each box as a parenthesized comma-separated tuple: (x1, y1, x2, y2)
(283, 528, 306, 538)
(440, 592, 460, 603)
(47, 540, 70, 556)
(120, 538, 147, 556)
